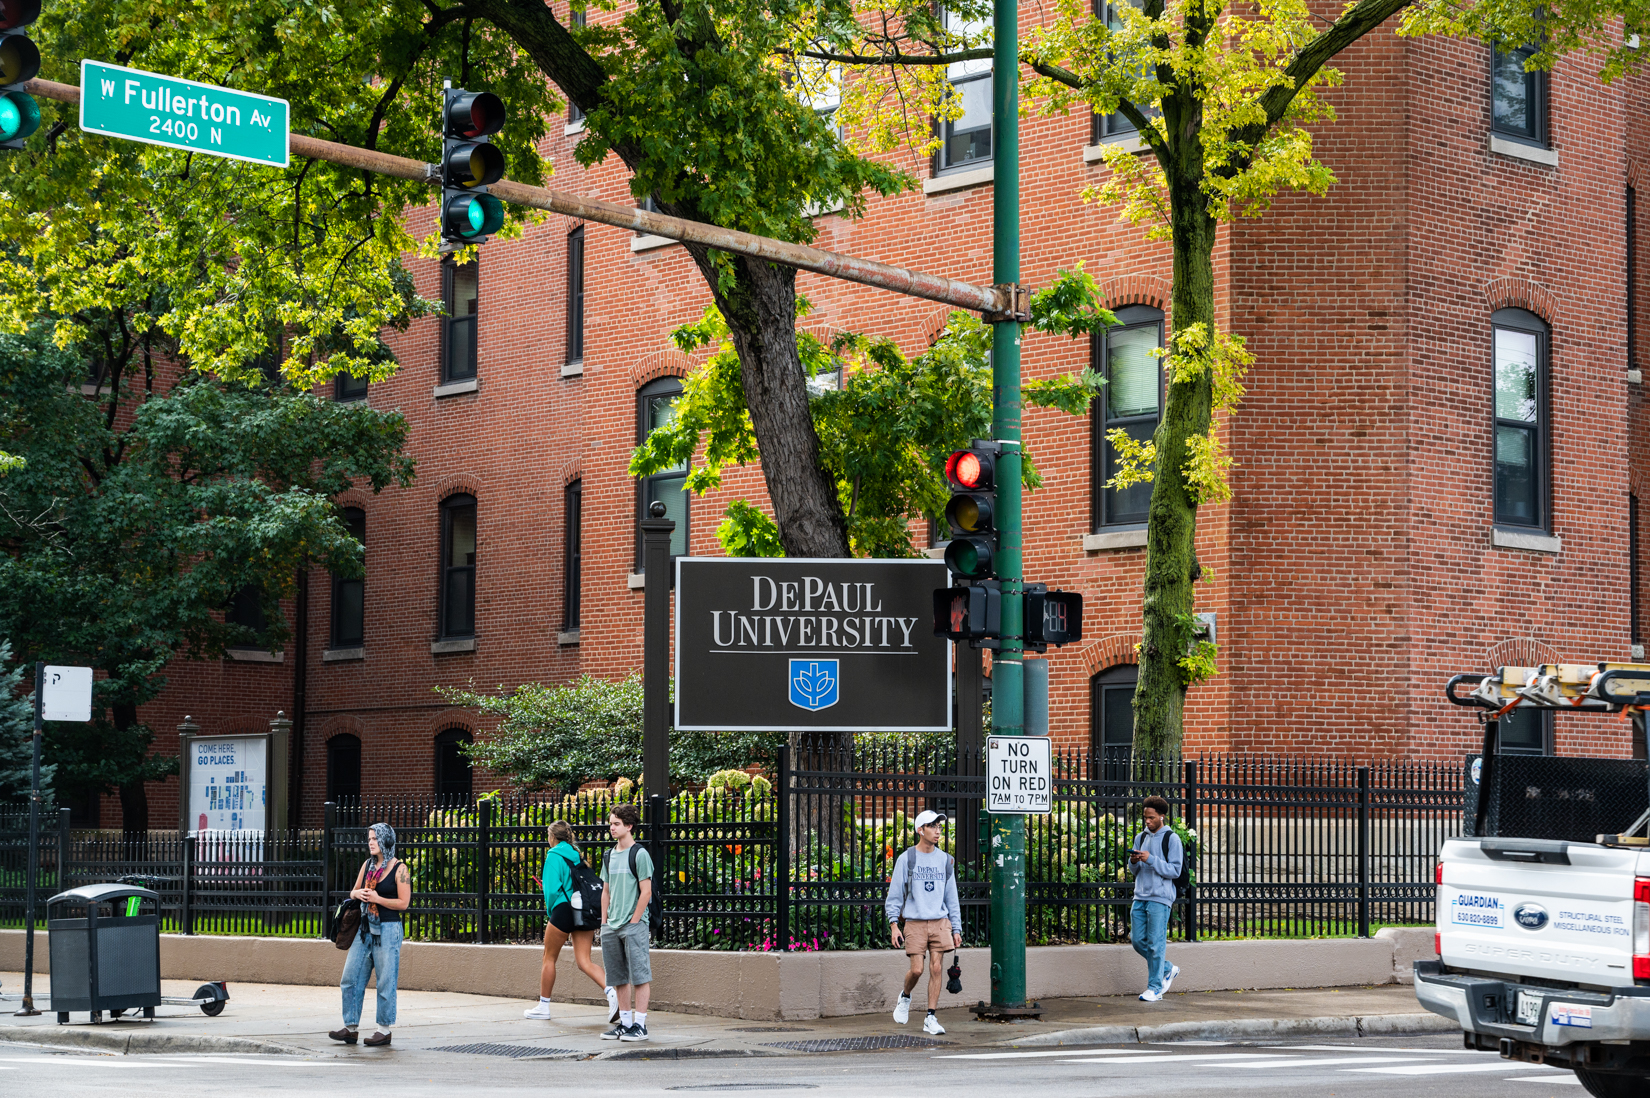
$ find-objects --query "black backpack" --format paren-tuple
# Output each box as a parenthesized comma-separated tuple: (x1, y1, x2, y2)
(1135, 828, 1192, 893)
(569, 857, 604, 930)
(626, 844, 664, 934)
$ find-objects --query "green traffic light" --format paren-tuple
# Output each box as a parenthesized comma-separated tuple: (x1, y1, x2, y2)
(0, 91, 38, 141)
(465, 198, 485, 234)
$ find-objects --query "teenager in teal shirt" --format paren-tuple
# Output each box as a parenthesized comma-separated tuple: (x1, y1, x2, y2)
(525, 820, 617, 1022)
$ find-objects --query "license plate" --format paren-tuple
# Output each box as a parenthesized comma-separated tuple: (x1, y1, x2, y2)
(1515, 989, 1542, 1026)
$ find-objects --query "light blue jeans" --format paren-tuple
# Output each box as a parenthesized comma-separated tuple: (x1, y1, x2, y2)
(1130, 899, 1171, 994)
(341, 921, 403, 1028)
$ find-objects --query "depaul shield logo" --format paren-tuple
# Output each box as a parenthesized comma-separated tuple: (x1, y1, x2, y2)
(788, 659, 840, 712)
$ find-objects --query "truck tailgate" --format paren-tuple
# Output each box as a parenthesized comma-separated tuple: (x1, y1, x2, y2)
(1438, 837, 1646, 989)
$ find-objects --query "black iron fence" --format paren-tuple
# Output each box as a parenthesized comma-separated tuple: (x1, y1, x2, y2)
(2, 744, 1463, 950)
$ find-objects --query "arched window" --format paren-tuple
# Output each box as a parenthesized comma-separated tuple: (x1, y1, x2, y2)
(1491, 308, 1549, 531)
(331, 507, 366, 649)
(636, 378, 688, 565)
(1093, 305, 1164, 529)
(326, 734, 362, 804)
(1090, 664, 1137, 782)
(434, 728, 474, 802)
(440, 494, 477, 638)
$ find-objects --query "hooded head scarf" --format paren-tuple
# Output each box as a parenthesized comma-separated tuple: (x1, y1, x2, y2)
(369, 822, 396, 864)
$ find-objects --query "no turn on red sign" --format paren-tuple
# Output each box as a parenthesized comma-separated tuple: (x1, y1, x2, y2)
(987, 735, 1052, 814)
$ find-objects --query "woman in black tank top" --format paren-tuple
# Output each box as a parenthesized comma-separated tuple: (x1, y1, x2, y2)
(330, 823, 411, 1048)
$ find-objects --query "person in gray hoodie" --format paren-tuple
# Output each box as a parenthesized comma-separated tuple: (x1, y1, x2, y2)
(1128, 795, 1185, 1002)
(884, 809, 962, 1035)
(524, 820, 618, 1022)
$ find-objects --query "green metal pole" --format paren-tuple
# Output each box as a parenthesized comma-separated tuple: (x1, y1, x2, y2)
(988, 0, 1026, 1011)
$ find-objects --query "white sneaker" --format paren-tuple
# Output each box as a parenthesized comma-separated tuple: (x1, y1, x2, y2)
(923, 1012, 946, 1035)
(1162, 965, 1180, 993)
(1139, 988, 1163, 1002)
(605, 987, 620, 1024)
(892, 994, 911, 1025)
(523, 1001, 554, 1020)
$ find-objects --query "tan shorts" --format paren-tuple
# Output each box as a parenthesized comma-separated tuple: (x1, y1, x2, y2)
(902, 918, 954, 956)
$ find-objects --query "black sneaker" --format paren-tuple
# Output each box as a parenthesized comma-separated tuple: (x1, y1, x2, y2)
(620, 1023, 649, 1042)
(601, 1023, 628, 1040)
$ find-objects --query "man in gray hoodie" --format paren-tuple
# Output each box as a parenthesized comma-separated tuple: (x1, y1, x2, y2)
(884, 809, 962, 1035)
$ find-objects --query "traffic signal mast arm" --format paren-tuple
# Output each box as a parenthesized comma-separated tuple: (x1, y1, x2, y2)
(22, 76, 1018, 318)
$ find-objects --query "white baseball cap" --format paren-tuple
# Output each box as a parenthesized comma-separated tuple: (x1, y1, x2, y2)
(913, 810, 948, 829)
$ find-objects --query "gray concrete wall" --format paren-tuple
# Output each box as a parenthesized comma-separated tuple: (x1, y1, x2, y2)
(0, 927, 1435, 1020)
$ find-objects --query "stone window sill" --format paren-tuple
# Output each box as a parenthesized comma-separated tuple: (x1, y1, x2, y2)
(627, 572, 647, 590)
(564, 119, 586, 137)
(1084, 527, 1148, 551)
(557, 630, 581, 646)
(1492, 526, 1562, 554)
(923, 163, 993, 196)
(431, 636, 477, 654)
(1083, 134, 1148, 162)
(226, 648, 284, 663)
(434, 377, 480, 398)
(562, 361, 585, 378)
(922, 546, 947, 560)
(322, 647, 366, 663)
(631, 233, 675, 253)
(1489, 133, 1558, 167)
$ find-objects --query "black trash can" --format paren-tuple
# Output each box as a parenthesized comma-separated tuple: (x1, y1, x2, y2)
(46, 883, 162, 1023)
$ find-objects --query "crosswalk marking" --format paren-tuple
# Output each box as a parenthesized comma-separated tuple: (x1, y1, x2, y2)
(1056, 1053, 1289, 1065)
(938, 1049, 1159, 1060)
(1267, 1043, 1484, 1056)
(1510, 1075, 1580, 1085)
(1226, 1056, 1426, 1068)
(1350, 1061, 1546, 1075)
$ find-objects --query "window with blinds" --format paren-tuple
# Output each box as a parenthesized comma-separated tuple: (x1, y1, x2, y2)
(1093, 305, 1164, 528)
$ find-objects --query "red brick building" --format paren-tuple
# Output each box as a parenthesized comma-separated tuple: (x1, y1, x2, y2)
(115, 17, 1650, 827)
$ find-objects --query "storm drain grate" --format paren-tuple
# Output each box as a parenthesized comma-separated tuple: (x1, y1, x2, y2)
(430, 1043, 579, 1059)
(760, 1035, 951, 1053)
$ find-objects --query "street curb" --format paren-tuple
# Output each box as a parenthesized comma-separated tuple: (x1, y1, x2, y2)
(0, 1024, 311, 1056)
(600, 1046, 781, 1060)
(995, 1012, 1459, 1047)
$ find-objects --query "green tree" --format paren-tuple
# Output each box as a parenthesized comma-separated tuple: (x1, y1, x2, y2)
(800, 0, 1648, 750)
(9, 0, 913, 562)
(631, 274, 1110, 557)
(0, 640, 52, 805)
(0, 322, 415, 837)
(442, 675, 785, 795)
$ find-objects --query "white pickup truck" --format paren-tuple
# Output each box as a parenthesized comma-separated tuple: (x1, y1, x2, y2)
(1416, 835, 1650, 1096)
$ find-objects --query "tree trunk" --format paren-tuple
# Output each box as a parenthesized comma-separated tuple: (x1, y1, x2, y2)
(681, 247, 850, 558)
(468, 0, 851, 559)
(1133, 173, 1218, 757)
(115, 703, 151, 859)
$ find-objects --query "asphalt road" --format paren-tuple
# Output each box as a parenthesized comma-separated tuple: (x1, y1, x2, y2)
(0, 1033, 1591, 1096)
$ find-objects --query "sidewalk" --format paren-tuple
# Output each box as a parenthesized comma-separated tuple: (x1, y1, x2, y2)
(0, 971, 1451, 1059)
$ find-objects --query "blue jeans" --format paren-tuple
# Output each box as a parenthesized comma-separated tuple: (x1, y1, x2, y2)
(1130, 900, 1171, 994)
(341, 921, 402, 1028)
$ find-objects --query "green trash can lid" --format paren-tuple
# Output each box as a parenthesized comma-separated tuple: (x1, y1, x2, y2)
(47, 882, 160, 906)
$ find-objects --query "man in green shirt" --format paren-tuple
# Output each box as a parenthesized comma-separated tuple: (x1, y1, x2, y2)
(600, 802, 653, 1042)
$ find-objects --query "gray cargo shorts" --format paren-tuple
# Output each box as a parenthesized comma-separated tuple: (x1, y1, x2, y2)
(601, 921, 652, 986)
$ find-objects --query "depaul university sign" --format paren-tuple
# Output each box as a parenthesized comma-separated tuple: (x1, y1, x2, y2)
(675, 558, 951, 732)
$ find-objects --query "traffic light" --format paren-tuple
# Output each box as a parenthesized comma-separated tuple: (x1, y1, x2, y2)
(1024, 585, 1084, 651)
(441, 84, 506, 245)
(942, 442, 999, 580)
(933, 585, 1000, 642)
(0, 0, 41, 151)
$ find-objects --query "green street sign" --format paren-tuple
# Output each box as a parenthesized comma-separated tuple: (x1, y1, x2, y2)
(79, 59, 289, 167)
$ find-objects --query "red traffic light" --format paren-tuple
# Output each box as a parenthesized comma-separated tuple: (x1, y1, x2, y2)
(0, 0, 40, 33)
(945, 449, 993, 491)
(445, 91, 505, 139)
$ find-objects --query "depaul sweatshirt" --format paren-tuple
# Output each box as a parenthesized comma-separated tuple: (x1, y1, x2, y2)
(883, 846, 962, 933)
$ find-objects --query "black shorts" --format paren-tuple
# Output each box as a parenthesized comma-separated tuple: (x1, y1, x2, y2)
(548, 902, 575, 933)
